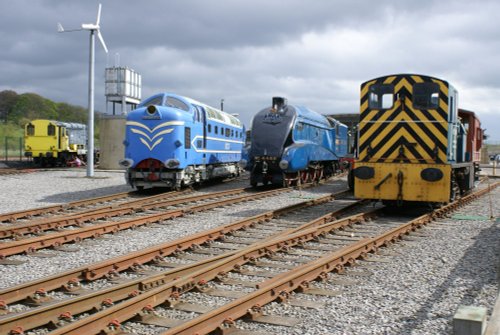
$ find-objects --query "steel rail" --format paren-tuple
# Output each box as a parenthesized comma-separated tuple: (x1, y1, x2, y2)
(0, 190, 357, 333)
(0, 191, 136, 223)
(39, 208, 373, 335)
(47, 182, 498, 335)
(0, 187, 322, 305)
(159, 181, 500, 335)
(0, 188, 242, 239)
(0, 194, 360, 333)
(0, 188, 290, 259)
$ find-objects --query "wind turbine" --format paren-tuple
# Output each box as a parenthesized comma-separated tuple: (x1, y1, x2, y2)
(58, 4, 108, 177)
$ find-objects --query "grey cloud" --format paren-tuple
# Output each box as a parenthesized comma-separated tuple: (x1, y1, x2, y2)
(0, 0, 499, 139)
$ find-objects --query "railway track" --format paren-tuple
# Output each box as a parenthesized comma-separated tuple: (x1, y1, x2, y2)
(0, 173, 347, 258)
(0, 168, 38, 177)
(0, 187, 361, 333)
(0, 182, 497, 334)
(0, 189, 185, 224)
(0, 187, 291, 258)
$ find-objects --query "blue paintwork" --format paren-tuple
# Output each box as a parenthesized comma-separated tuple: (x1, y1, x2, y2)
(246, 102, 348, 186)
(123, 93, 245, 188)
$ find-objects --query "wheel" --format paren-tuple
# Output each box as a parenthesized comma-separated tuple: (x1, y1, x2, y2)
(300, 171, 309, 184)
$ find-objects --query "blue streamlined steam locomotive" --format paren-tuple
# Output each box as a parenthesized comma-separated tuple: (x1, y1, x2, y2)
(120, 93, 245, 190)
(242, 97, 348, 187)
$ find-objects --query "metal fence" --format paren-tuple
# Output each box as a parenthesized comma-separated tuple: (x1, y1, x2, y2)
(0, 136, 24, 162)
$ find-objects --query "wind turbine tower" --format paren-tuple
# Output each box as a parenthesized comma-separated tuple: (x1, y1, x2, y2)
(58, 4, 108, 177)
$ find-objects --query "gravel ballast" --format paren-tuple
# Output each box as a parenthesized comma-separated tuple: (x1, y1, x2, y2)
(0, 169, 498, 335)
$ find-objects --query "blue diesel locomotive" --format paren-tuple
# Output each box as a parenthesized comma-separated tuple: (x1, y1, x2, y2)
(120, 93, 245, 190)
(242, 97, 348, 187)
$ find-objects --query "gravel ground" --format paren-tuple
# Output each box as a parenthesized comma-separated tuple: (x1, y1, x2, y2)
(0, 169, 344, 288)
(0, 169, 498, 335)
(234, 187, 500, 335)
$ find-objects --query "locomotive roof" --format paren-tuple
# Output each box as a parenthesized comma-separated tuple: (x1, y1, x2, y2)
(26, 119, 86, 130)
(293, 105, 333, 128)
(138, 92, 242, 128)
(361, 73, 454, 90)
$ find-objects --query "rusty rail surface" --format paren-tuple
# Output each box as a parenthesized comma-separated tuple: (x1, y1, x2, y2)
(0, 189, 352, 308)
(0, 188, 198, 225)
(42, 211, 381, 334)
(0, 187, 292, 259)
(42, 181, 498, 335)
(0, 188, 243, 239)
(0, 191, 136, 223)
(0, 192, 360, 334)
(0, 168, 38, 176)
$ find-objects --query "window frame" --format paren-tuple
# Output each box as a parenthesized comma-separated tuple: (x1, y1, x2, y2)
(368, 83, 395, 110)
(412, 82, 440, 110)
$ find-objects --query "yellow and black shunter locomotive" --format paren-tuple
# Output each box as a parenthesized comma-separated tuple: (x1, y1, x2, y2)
(352, 74, 483, 205)
(24, 119, 87, 167)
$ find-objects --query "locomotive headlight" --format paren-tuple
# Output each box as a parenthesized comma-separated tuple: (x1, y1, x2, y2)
(420, 168, 443, 182)
(164, 158, 180, 169)
(146, 105, 157, 115)
(239, 159, 247, 168)
(119, 158, 134, 168)
(279, 159, 289, 170)
(353, 166, 374, 179)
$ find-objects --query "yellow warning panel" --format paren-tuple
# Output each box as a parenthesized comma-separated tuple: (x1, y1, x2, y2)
(354, 162, 451, 202)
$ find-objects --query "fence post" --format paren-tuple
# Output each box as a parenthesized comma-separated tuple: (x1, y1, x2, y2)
(19, 136, 22, 161)
(4, 137, 7, 163)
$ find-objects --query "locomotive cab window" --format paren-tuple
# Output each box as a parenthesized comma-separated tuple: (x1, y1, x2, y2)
(142, 95, 164, 107)
(27, 124, 35, 136)
(166, 97, 189, 111)
(47, 124, 56, 136)
(368, 84, 394, 109)
(412, 82, 440, 109)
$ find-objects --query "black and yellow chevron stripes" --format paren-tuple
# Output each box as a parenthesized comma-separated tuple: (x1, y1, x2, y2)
(358, 74, 449, 164)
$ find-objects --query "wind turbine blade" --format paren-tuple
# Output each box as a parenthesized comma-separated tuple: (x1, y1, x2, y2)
(96, 3, 102, 26)
(97, 30, 108, 53)
(57, 23, 65, 32)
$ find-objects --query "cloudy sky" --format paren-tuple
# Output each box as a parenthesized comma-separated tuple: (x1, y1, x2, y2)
(1, 0, 499, 140)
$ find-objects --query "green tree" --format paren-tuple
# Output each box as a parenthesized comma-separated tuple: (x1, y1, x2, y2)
(10, 93, 58, 126)
(0, 90, 19, 123)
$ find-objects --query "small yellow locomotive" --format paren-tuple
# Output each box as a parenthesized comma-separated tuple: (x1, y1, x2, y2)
(24, 119, 87, 167)
(352, 74, 483, 205)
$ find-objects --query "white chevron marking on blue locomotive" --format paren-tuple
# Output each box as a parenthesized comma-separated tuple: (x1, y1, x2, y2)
(191, 135, 244, 154)
(130, 128, 173, 142)
(126, 120, 185, 151)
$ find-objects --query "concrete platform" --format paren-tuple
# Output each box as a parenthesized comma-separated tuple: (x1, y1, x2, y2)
(485, 291, 500, 335)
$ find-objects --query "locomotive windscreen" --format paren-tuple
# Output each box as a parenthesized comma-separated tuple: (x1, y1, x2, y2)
(250, 106, 296, 157)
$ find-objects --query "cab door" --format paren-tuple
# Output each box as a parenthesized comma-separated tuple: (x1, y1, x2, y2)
(194, 105, 207, 149)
